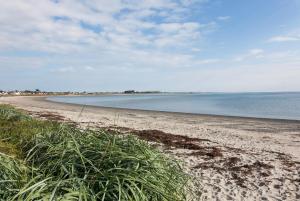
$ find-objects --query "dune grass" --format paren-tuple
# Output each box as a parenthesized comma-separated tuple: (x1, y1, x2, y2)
(0, 105, 188, 200)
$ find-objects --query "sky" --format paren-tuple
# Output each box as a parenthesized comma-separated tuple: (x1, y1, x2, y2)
(0, 0, 300, 92)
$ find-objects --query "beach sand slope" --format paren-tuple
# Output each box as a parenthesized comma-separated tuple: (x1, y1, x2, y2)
(1, 96, 299, 201)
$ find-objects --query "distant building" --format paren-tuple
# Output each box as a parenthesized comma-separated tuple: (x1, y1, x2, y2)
(0, 90, 8, 95)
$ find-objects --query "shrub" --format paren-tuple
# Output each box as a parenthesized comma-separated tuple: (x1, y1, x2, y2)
(0, 105, 188, 200)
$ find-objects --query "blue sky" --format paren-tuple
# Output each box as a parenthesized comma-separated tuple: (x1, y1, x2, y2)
(0, 0, 300, 92)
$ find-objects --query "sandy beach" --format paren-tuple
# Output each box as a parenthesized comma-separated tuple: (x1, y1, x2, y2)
(0, 95, 299, 201)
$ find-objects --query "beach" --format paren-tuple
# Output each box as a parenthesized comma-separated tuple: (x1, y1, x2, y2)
(0, 95, 299, 200)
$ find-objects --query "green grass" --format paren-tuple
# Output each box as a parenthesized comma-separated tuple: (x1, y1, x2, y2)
(0, 105, 188, 200)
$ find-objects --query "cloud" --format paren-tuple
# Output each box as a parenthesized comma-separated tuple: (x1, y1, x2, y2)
(234, 49, 264, 61)
(2, 1, 299, 92)
(217, 16, 231, 21)
(50, 66, 97, 73)
(0, 56, 44, 69)
(233, 48, 300, 69)
(249, 49, 264, 56)
(0, 0, 219, 74)
(191, 48, 201, 52)
(268, 36, 300, 42)
(168, 61, 300, 92)
(84, 66, 95, 71)
(51, 66, 75, 73)
(0, 0, 212, 53)
(196, 59, 220, 65)
(49, 65, 98, 73)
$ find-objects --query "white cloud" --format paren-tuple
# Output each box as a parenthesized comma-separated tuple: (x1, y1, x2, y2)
(233, 48, 300, 67)
(0, 0, 211, 53)
(234, 49, 264, 61)
(191, 47, 201, 52)
(0, 56, 44, 69)
(168, 61, 300, 92)
(249, 49, 264, 56)
(217, 16, 231, 21)
(0, 0, 218, 75)
(84, 66, 95, 71)
(265, 51, 299, 61)
(196, 59, 220, 65)
(51, 66, 75, 73)
(268, 36, 300, 42)
(50, 65, 97, 73)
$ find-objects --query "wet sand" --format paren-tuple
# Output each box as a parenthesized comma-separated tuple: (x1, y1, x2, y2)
(1, 96, 299, 200)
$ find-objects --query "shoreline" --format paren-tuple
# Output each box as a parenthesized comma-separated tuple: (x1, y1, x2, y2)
(1, 95, 300, 156)
(45, 96, 300, 123)
(1, 95, 299, 200)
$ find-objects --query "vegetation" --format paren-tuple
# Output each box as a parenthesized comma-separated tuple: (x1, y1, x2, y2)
(0, 105, 188, 200)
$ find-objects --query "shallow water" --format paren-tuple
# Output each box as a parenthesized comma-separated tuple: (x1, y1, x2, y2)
(47, 92, 300, 120)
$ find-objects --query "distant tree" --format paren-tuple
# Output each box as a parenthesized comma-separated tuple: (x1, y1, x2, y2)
(24, 90, 33, 94)
(124, 90, 135, 94)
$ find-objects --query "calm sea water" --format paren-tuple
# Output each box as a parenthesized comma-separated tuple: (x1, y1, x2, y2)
(47, 92, 300, 120)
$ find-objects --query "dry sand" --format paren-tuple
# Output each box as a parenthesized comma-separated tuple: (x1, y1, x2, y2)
(0, 96, 299, 201)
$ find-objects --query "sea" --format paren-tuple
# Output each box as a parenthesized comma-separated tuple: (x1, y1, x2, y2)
(47, 92, 300, 120)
